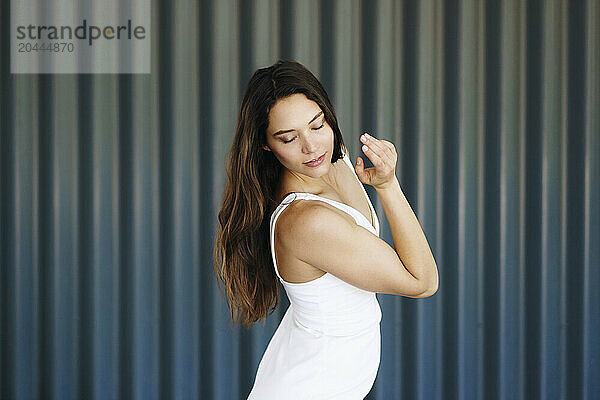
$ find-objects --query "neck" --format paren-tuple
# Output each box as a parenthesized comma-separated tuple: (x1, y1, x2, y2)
(279, 158, 342, 197)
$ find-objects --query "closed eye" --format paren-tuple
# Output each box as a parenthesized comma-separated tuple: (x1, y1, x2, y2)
(282, 123, 325, 144)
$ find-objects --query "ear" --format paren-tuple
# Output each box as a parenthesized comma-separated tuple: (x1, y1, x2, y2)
(262, 145, 271, 152)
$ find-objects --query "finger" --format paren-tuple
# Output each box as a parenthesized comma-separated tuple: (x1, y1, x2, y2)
(354, 156, 367, 182)
(362, 134, 394, 164)
(379, 141, 397, 165)
(379, 139, 397, 157)
(362, 143, 392, 171)
(362, 144, 385, 168)
(361, 133, 386, 153)
(369, 137, 396, 164)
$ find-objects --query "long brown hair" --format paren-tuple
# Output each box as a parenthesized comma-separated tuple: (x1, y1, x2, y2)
(213, 60, 347, 327)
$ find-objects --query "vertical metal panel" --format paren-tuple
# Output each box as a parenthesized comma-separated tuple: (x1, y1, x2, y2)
(457, 1, 485, 399)
(499, 0, 525, 397)
(540, 0, 566, 398)
(52, 75, 79, 400)
(583, 1, 600, 399)
(1, 0, 599, 399)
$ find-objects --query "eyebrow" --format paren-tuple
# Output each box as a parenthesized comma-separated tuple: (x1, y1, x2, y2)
(273, 111, 324, 137)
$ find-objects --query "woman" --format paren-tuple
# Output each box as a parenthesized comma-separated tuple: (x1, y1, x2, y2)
(214, 60, 438, 399)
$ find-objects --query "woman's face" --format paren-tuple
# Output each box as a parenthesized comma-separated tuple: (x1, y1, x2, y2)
(264, 93, 335, 178)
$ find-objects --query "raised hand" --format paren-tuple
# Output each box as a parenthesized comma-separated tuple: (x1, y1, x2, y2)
(354, 133, 398, 190)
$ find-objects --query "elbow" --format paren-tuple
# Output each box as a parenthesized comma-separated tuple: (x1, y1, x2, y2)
(395, 261, 439, 298)
(416, 266, 439, 298)
(418, 282, 438, 298)
(396, 282, 438, 298)
(403, 278, 437, 299)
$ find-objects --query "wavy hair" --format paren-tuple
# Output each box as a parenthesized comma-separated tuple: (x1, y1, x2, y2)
(213, 60, 347, 327)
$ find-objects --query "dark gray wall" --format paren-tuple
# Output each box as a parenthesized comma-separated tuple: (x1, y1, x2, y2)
(1, 0, 599, 399)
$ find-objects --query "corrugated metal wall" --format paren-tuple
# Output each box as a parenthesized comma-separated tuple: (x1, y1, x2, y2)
(1, 0, 599, 399)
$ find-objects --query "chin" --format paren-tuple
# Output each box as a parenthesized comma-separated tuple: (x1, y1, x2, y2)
(302, 160, 330, 176)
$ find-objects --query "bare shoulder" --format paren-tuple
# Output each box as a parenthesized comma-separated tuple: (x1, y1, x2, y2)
(274, 199, 358, 270)
(275, 199, 355, 243)
(274, 198, 431, 297)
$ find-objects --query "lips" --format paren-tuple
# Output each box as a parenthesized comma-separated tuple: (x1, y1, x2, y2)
(304, 152, 326, 167)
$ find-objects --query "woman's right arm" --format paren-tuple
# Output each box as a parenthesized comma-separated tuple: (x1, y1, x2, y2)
(279, 199, 436, 298)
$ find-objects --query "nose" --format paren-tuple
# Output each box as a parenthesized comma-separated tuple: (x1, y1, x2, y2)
(300, 133, 318, 154)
